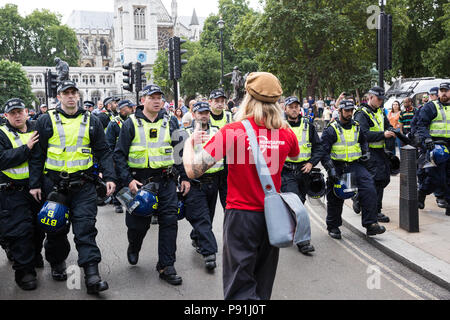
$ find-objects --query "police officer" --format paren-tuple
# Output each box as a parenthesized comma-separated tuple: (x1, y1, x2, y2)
(415, 82, 450, 216)
(83, 100, 95, 113)
(0, 99, 45, 290)
(353, 86, 395, 223)
(114, 84, 190, 285)
(209, 89, 232, 209)
(98, 96, 120, 130)
(29, 80, 117, 294)
(281, 96, 324, 254)
(106, 100, 134, 214)
(321, 100, 386, 239)
(183, 102, 222, 270)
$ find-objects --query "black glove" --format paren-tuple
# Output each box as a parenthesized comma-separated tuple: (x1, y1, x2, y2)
(424, 138, 435, 151)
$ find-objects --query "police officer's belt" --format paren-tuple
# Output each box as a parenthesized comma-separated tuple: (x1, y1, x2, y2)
(283, 162, 305, 171)
(138, 166, 177, 184)
(0, 182, 26, 191)
(191, 172, 220, 185)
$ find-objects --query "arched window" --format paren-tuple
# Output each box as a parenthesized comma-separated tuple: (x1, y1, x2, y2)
(134, 7, 146, 40)
(35, 75, 43, 85)
(99, 75, 106, 85)
(82, 75, 89, 85)
(106, 75, 113, 84)
(91, 91, 102, 105)
(71, 75, 79, 83)
(35, 91, 46, 106)
(89, 75, 96, 85)
(28, 76, 34, 85)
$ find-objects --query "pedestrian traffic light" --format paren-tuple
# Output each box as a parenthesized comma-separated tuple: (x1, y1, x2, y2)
(47, 70, 58, 98)
(122, 62, 134, 93)
(168, 38, 175, 81)
(173, 37, 187, 80)
(135, 62, 145, 94)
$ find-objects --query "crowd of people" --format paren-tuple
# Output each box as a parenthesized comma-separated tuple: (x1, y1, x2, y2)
(0, 73, 449, 301)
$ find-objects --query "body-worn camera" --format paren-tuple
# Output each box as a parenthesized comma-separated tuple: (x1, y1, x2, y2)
(150, 128, 158, 139)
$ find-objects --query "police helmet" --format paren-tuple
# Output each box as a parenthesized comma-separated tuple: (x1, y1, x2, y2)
(333, 174, 358, 200)
(306, 168, 326, 199)
(430, 144, 450, 166)
(131, 189, 159, 217)
(37, 192, 70, 233)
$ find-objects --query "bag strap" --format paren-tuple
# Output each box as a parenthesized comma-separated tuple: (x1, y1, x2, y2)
(242, 120, 277, 196)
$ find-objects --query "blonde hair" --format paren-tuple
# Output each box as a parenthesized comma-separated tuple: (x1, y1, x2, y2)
(235, 94, 289, 130)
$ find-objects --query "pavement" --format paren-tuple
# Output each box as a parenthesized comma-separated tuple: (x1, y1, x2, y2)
(307, 173, 450, 292)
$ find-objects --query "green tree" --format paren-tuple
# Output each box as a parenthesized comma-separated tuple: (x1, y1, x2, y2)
(0, 59, 36, 112)
(0, 4, 79, 67)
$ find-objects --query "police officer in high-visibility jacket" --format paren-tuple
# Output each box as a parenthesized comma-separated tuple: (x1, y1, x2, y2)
(98, 96, 120, 130)
(353, 87, 395, 223)
(415, 82, 450, 216)
(209, 89, 232, 210)
(0, 99, 45, 291)
(106, 99, 134, 213)
(321, 100, 386, 239)
(281, 96, 324, 254)
(113, 85, 190, 285)
(29, 80, 117, 294)
(182, 102, 222, 270)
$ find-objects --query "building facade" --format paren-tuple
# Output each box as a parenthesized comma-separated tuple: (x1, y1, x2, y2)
(24, 0, 204, 107)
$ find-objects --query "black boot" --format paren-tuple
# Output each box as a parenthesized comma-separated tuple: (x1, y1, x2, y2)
(157, 265, 182, 285)
(418, 190, 426, 210)
(436, 197, 448, 209)
(15, 270, 37, 291)
(51, 261, 67, 281)
(366, 223, 386, 236)
(115, 205, 124, 213)
(127, 245, 139, 265)
(203, 254, 217, 270)
(84, 263, 109, 295)
(377, 212, 390, 223)
(328, 227, 342, 240)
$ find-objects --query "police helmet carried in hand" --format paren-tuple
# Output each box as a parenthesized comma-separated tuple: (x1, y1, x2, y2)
(117, 186, 158, 217)
(306, 168, 326, 199)
(37, 192, 70, 233)
(385, 151, 400, 175)
(333, 173, 358, 200)
(430, 144, 450, 166)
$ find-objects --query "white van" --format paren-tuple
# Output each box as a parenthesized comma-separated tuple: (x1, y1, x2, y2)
(384, 77, 450, 112)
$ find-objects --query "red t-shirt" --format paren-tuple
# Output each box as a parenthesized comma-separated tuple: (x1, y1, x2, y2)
(204, 117, 300, 212)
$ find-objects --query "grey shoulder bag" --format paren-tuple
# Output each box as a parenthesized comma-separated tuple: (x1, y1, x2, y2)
(242, 120, 312, 248)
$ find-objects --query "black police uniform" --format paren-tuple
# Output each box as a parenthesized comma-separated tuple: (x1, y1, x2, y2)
(29, 107, 116, 272)
(321, 119, 380, 236)
(182, 118, 221, 266)
(415, 96, 450, 214)
(353, 102, 393, 222)
(281, 115, 325, 203)
(98, 97, 120, 130)
(0, 116, 45, 289)
(114, 106, 188, 282)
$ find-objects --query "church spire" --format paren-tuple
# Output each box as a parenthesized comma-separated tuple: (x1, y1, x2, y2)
(190, 8, 199, 26)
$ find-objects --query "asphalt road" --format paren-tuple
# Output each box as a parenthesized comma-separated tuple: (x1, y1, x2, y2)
(1, 198, 449, 300)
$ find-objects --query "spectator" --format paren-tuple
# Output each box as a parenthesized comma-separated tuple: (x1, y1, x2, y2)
(227, 99, 235, 112)
(174, 108, 184, 128)
(316, 97, 325, 118)
(324, 96, 332, 107)
(92, 100, 104, 115)
(302, 98, 310, 116)
(307, 108, 315, 123)
(308, 96, 315, 110)
(182, 99, 196, 128)
(399, 97, 415, 136)
(388, 101, 401, 154)
(323, 106, 332, 126)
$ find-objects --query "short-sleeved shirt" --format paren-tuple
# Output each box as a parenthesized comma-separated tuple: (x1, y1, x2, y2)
(399, 108, 416, 132)
(203, 117, 300, 212)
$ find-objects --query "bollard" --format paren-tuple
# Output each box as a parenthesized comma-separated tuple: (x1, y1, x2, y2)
(399, 145, 419, 232)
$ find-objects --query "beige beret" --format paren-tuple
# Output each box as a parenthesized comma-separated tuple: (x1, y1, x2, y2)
(245, 72, 283, 103)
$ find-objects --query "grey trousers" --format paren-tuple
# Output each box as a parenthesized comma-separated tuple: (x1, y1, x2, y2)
(223, 209, 279, 300)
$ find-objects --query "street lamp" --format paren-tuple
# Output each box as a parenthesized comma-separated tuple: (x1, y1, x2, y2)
(217, 18, 225, 88)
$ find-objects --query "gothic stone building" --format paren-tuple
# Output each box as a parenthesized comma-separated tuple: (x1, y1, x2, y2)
(24, 0, 204, 107)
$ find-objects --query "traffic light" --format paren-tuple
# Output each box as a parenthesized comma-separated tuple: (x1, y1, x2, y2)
(135, 62, 145, 93)
(168, 38, 175, 81)
(122, 62, 134, 92)
(47, 70, 58, 98)
(173, 37, 187, 80)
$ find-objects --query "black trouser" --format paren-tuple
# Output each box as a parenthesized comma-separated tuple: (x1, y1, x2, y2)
(126, 177, 178, 269)
(418, 156, 450, 204)
(0, 187, 45, 280)
(184, 174, 219, 256)
(280, 163, 309, 204)
(223, 209, 279, 300)
(326, 162, 378, 229)
(42, 177, 101, 267)
(365, 148, 391, 213)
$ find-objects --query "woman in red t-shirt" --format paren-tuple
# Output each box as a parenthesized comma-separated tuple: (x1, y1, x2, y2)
(183, 72, 300, 300)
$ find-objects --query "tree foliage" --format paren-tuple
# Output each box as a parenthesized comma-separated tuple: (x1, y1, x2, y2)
(0, 59, 36, 112)
(0, 4, 79, 67)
